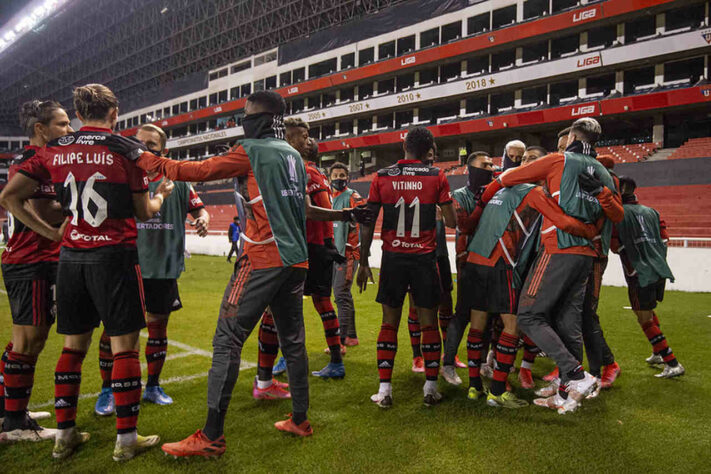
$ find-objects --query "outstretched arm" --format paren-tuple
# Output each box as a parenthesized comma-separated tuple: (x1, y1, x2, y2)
(137, 146, 251, 182)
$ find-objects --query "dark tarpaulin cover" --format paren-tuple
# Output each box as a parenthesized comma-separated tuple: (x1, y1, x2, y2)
(278, 0, 480, 65)
(121, 70, 209, 115)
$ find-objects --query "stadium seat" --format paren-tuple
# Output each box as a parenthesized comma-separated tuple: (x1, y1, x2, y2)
(667, 137, 711, 160)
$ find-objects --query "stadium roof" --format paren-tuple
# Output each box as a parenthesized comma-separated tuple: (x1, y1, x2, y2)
(0, 0, 409, 135)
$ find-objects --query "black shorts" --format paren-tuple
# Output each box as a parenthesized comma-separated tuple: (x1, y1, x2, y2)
(437, 255, 453, 293)
(627, 277, 665, 311)
(143, 278, 182, 315)
(304, 244, 333, 297)
(1, 262, 57, 326)
(377, 251, 441, 309)
(56, 249, 146, 337)
(459, 259, 518, 315)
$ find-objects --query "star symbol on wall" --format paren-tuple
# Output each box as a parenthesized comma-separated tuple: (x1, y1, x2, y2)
(416, 93, 421, 99)
(365, 103, 370, 109)
(489, 78, 495, 85)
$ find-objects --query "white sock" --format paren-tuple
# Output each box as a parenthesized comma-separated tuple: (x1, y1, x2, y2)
(378, 382, 392, 395)
(521, 360, 534, 370)
(257, 377, 273, 389)
(423, 380, 438, 394)
(117, 430, 137, 446)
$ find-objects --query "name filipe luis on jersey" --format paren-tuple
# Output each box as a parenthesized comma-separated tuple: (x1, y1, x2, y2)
(52, 134, 116, 166)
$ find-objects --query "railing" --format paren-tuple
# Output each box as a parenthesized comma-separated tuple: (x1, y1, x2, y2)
(667, 237, 711, 248)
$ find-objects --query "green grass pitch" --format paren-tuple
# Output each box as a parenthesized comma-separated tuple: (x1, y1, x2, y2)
(1, 254, 710, 473)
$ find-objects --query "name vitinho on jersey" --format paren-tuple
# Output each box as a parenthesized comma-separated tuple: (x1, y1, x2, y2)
(52, 152, 114, 166)
(392, 181, 423, 190)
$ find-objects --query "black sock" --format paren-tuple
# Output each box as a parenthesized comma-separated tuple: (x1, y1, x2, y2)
(203, 408, 226, 440)
(667, 358, 679, 367)
(146, 374, 159, 387)
(558, 384, 569, 400)
(292, 411, 307, 425)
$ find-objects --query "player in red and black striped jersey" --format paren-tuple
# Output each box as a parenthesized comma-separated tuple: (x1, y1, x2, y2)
(0, 100, 72, 443)
(0, 84, 172, 461)
(358, 127, 456, 408)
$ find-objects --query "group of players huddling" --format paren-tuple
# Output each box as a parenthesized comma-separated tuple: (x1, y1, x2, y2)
(0, 84, 684, 461)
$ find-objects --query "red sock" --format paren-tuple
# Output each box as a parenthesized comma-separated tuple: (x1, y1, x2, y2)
(407, 306, 421, 358)
(652, 312, 661, 328)
(0, 341, 13, 416)
(521, 334, 539, 367)
(313, 296, 341, 363)
(98, 330, 113, 390)
(55, 348, 86, 429)
(467, 329, 484, 391)
(4, 351, 37, 419)
(113, 351, 142, 434)
(376, 324, 397, 383)
(491, 332, 518, 396)
(421, 326, 441, 381)
(641, 320, 676, 364)
(146, 320, 168, 387)
(258, 311, 279, 380)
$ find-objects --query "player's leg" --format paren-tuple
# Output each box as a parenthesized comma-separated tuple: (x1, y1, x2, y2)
(372, 304, 401, 408)
(333, 260, 359, 346)
(518, 333, 539, 389)
(441, 262, 472, 378)
(254, 308, 290, 399)
(227, 242, 237, 263)
(436, 256, 454, 347)
(95, 329, 115, 415)
(487, 314, 528, 408)
(466, 310, 488, 398)
(163, 261, 284, 458)
(270, 267, 312, 436)
(632, 280, 683, 378)
(0, 340, 12, 424)
(406, 294, 424, 372)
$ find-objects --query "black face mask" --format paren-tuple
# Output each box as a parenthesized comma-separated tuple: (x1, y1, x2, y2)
(622, 192, 637, 204)
(467, 166, 493, 194)
(502, 151, 521, 171)
(242, 112, 285, 140)
(331, 179, 347, 192)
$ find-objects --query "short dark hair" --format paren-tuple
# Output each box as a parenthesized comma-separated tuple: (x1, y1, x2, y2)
(526, 145, 548, 156)
(404, 126, 434, 160)
(233, 216, 239, 220)
(618, 176, 637, 194)
(570, 117, 601, 145)
(284, 117, 309, 130)
(467, 151, 489, 165)
(19, 100, 64, 138)
(557, 127, 571, 138)
(329, 162, 349, 175)
(246, 90, 286, 115)
(73, 84, 118, 121)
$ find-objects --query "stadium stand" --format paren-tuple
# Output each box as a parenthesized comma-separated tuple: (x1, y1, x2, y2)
(597, 142, 660, 163)
(667, 137, 711, 160)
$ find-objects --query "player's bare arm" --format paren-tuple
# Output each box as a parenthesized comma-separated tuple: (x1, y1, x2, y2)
(132, 178, 175, 221)
(304, 194, 373, 224)
(0, 172, 68, 242)
(439, 202, 456, 228)
(190, 207, 210, 237)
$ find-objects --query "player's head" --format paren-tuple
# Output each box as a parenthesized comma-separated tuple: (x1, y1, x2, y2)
(284, 117, 310, 158)
(522, 145, 547, 165)
(403, 126, 434, 162)
(303, 137, 319, 162)
(466, 151, 494, 192)
(19, 99, 72, 145)
(329, 162, 349, 192)
(568, 117, 601, 148)
(243, 91, 286, 140)
(597, 154, 615, 171)
(233, 216, 239, 223)
(557, 127, 571, 153)
(620, 176, 637, 199)
(505, 140, 526, 164)
(137, 124, 168, 156)
(425, 141, 438, 166)
(73, 83, 119, 129)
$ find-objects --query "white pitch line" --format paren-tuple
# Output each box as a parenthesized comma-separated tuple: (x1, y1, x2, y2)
(139, 330, 213, 358)
(0, 289, 6, 294)
(29, 361, 257, 410)
(139, 351, 193, 370)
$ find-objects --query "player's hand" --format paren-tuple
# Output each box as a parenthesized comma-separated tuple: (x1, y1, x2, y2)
(193, 217, 209, 237)
(356, 264, 374, 293)
(107, 135, 147, 161)
(324, 238, 347, 264)
(578, 172, 604, 196)
(345, 205, 374, 225)
(582, 223, 599, 241)
(156, 178, 174, 199)
(50, 217, 70, 242)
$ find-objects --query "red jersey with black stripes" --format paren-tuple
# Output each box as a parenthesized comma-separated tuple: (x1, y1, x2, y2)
(305, 161, 334, 245)
(17, 127, 149, 251)
(1, 146, 61, 265)
(368, 159, 452, 254)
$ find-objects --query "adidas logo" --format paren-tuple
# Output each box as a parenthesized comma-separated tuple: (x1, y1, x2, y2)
(426, 361, 439, 368)
(378, 361, 392, 368)
(93, 172, 107, 180)
(172, 299, 181, 308)
(55, 399, 71, 408)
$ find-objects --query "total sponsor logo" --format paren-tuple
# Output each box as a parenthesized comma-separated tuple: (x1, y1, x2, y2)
(572, 8, 596, 23)
(391, 239, 423, 249)
(400, 56, 416, 67)
(577, 55, 601, 68)
(571, 105, 596, 117)
(70, 229, 113, 242)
